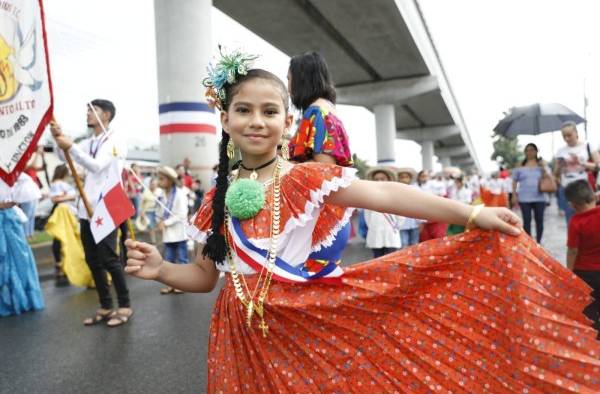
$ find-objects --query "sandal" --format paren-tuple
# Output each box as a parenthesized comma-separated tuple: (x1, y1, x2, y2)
(106, 308, 134, 328)
(160, 286, 174, 295)
(83, 309, 115, 326)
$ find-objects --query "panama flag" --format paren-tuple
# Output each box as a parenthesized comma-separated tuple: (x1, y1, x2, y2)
(90, 160, 134, 244)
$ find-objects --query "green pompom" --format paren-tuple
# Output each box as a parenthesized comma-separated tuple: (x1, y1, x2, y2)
(225, 179, 265, 220)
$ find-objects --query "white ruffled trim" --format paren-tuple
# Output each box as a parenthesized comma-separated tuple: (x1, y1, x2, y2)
(280, 166, 357, 242)
(186, 166, 357, 247)
(311, 205, 355, 253)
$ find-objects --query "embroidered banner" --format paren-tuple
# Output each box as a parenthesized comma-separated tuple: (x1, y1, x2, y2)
(0, 0, 53, 186)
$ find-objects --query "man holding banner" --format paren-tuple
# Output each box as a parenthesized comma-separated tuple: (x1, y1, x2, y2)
(51, 99, 134, 327)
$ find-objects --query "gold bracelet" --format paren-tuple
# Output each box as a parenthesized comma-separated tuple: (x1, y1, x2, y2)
(466, 204, 484, 230)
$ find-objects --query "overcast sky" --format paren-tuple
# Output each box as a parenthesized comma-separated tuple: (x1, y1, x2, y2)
(43, 0, 600, 172)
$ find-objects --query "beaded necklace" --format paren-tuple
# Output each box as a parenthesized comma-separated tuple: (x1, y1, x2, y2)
(224, 157, 282, 337)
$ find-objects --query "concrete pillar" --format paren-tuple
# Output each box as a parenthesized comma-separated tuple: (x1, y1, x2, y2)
(154, 0, 217, 186)
(421, 140, 434, 171)
(374, 104, 396, 164)
(439, 156, 451, 168)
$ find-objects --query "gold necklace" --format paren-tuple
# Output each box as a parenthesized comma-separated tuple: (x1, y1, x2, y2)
(225, 157, 282, 337)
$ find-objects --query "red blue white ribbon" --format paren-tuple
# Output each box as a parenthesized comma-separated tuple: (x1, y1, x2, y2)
(228, 217, 344, 284)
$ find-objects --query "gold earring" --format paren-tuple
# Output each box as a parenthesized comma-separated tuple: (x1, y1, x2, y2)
(227, 139, 235, 160)
(280, 141, 290, 161)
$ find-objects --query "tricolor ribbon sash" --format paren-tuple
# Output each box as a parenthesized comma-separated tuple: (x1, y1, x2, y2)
(229, 218, 343, 284)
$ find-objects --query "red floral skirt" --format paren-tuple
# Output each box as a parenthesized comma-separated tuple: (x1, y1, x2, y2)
(207, 230, 600, 393)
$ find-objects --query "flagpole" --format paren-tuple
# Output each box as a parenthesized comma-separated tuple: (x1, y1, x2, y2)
(87, 103, 135, 240)
(583, 77, 589, 141)
(51, 117, 94, 218)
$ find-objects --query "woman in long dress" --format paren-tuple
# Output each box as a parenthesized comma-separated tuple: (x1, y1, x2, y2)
(0, 178, 45, 317)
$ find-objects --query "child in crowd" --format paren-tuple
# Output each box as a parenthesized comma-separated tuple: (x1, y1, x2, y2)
(48, 165, 78, 286)
(395, 168, 421, 247)
(447, 176, 473, 235)
(139, 179, 163, 244)
(156, 166, 189, 294)
(565, 179, 600, 338)
(363, 167, 402, 257)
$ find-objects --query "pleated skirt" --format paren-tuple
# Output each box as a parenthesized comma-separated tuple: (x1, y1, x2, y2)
(207, 230, 600, 393)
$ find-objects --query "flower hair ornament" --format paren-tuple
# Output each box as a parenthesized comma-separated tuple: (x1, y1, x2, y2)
(202, 46, 259, 110)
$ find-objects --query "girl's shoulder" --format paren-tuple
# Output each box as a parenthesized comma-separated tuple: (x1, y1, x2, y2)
(188, 163, 356, 243)
(309, 98, 335, 110)
(305, 99, 336, 117)
(284, 162, 354, 187)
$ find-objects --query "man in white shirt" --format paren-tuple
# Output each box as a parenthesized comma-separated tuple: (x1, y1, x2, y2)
(50, 99, 133, 327)
(429, 174, 448, 197)
(554, 121, 600, 223)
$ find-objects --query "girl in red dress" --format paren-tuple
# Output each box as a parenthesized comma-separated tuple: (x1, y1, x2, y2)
(124, 53, 600, 393)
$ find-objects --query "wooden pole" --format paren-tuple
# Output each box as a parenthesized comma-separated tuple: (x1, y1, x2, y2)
(51, 117, 93, 219)
(127, 219, 136, 241)
(64, 150, 93, 218)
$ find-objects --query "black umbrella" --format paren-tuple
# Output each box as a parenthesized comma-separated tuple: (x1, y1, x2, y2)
(493, 103, 585, 138)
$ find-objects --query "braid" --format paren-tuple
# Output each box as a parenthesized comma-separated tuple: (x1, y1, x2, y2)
(202, 130, 230, 263)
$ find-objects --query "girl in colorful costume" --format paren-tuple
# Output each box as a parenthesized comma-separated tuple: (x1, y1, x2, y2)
(156, 166, 189, 295)
(45, 164, 94, 288)
(287, 51, 353, 264)
(125, 51, 600, 393)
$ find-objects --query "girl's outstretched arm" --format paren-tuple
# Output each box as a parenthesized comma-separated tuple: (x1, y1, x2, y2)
(124, 239, 220, 293)
(328, 180, 522, 236)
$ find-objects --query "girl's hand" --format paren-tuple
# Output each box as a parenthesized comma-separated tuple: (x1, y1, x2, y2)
(124, 239, 164, 280)
(473, 207, 522, 236)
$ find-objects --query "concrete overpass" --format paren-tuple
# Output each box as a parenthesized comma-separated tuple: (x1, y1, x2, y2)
(214, 0, 480, 172)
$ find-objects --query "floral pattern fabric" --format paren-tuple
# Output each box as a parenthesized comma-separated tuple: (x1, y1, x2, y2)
(208, 230, 600, 393)
(288, 106, 353, 167)
(189, 163, 600, 392)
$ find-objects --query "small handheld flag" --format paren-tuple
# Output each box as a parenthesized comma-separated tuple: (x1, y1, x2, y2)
(90, 160, 134, 243)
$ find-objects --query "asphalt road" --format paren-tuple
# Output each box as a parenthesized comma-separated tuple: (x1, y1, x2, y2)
(0, 241, 371, 394)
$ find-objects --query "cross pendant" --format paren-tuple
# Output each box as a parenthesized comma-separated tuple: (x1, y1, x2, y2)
(246, 300, 254, 327)
(258, 319, 269, 338)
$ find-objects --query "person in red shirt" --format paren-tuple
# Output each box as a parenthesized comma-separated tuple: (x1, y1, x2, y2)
(175, 164, 193, 190)
(566, 179, 600, 338)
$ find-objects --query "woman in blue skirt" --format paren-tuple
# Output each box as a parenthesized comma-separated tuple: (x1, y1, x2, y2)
(0, 178, 45, 317)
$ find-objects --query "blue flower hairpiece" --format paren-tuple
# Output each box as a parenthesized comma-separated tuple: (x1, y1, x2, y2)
(202, 47, 258, 110)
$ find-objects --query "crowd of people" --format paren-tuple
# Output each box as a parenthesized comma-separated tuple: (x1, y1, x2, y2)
(1, 50, 599, 391)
